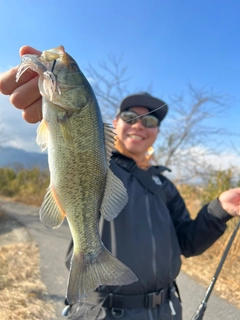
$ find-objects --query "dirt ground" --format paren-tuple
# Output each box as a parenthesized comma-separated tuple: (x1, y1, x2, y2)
(0, 209, 56, 320)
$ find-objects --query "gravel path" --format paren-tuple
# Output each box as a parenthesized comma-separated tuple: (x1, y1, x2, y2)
(1, 198, 240, 320)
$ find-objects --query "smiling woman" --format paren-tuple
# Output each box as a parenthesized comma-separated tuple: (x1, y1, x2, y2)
(112, 92, 167, 169)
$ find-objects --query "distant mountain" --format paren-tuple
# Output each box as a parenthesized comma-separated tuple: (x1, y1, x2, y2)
(0, 147, 48, 171)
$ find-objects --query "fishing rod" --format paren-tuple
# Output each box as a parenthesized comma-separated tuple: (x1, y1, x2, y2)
(191, 218, 240, 320)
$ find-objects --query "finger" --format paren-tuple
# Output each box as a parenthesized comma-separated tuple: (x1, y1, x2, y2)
(0, 64, 39, 95)
(19, 45, 41, 57)
(10, 76, 41, 110)
(22, 99, 43, 124)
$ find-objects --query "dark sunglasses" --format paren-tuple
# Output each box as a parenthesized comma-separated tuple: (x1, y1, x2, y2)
(119, 111, 160, 128)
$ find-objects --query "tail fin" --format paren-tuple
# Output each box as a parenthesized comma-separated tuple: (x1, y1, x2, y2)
(66, 246, 138, 305)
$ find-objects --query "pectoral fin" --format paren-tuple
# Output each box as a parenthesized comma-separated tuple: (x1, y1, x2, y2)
(40, 186, 65, 228)
(36, 119, 49, 151)
(100, 168, 128, 221)
(57, 112, 73, 143)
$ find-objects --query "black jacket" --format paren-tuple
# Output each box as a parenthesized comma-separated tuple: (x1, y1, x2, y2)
(97, 152, 231, 295)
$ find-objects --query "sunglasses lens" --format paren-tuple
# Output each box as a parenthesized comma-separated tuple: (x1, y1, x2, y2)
(120, 111, 138, 124)
(119, 111, 159, 128)
(142, 115, 159, 128)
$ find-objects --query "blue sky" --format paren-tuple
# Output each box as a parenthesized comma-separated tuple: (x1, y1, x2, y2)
(0, 0, 239, 165)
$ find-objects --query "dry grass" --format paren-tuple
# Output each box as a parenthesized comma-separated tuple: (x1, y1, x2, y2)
(13, 194, 44, 207)
(0, 210, 56, 320)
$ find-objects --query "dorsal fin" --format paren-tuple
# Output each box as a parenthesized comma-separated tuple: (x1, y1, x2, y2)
(100, 123, 128, 220)
(104, 123, 116, 164)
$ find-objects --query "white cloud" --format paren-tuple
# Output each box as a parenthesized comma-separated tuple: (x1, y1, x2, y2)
(158, 145, 240, 183)
(178, 145, 240, 170)
(0, 94, 40, 153)
(203, 153, 240, 170)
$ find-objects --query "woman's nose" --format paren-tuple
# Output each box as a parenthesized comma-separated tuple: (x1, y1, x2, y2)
(131, 118, 144, 129)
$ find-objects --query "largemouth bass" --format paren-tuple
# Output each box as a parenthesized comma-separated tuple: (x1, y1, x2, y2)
(16, 46, 137, 304)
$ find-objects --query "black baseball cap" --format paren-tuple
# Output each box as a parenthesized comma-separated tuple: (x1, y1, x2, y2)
(117, 92, 168, 123)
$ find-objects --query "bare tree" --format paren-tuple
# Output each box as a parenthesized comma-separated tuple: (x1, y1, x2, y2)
(155, 85, 237, 181)
(86, 54, 130, 122)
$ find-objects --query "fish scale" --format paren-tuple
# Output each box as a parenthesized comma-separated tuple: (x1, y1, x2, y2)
(16, 45, 137, 304)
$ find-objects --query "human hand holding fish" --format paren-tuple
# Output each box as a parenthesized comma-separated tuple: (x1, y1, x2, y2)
(0, 46, 42, 123)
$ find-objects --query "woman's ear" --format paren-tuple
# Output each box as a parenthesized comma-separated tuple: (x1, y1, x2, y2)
(112, 118, 118, 128)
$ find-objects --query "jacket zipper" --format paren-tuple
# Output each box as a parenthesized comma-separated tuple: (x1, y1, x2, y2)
(145, 193, 157, 281)
(145, 193, 157, 320)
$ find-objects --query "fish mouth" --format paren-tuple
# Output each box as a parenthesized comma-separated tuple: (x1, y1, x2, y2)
(16, 55, 48, 81)
(20, 46, 66, 76)
(16, 49, 61, 80)
(16, 53, 61, 102)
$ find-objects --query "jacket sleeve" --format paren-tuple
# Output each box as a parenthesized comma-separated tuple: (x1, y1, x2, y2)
(162, 176, 232, 257)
